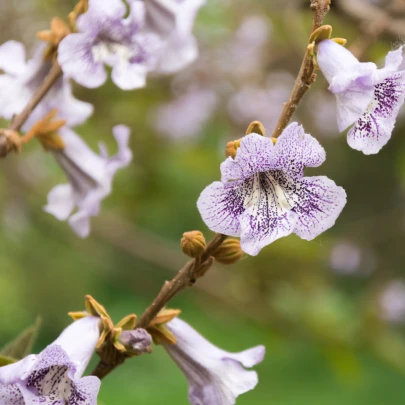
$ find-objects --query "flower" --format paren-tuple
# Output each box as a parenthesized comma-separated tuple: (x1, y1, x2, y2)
(0, 40, 93, 130)
(317, 39, 405, 154)
(162, 318, 265, 405)
(380, 280, 405, 324)
(58, 0, 161, 90)
(0, 316, 101, 405)
(144, 0, 206, 74)
(44, 125, 132, 238)
(197, 123, 347, 256)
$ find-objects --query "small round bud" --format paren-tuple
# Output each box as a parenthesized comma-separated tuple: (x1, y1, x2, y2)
(181, 231, 206, 258)
(119, 329, 152, 356)
(213, 238, 244, 265)
(246, 121, 266, 136)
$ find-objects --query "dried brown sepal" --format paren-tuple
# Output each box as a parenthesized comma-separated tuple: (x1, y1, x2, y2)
(148, 308, 181, 328)
(309, 24, 332, 44)
(68, 0, 89, 29)
(181, 231, 206, 258)
(213, 238, 244, 265)
(85, 295, 110, 318)
(246, 120, 266, 136)
(96, 316, 114, 349)
(116, 314, 137, 331)
(331, 38, 347, 46)
(147, 325, 177, 345)
(67, 311, 89, 321)
(111, 328, 126, 353)
(37, 17, 71, 59)
(0, 129, 21, 157)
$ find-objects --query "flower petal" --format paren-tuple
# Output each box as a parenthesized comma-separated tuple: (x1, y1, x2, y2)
(44, 184, 75, 221)
(238, 172, 298, 256)
(271, 122, 326, 178)
(67, 376, 100, 405)
(106, 125, 133, 173)
(0, 384, 24, 405)
(221, 133, 274, 185)
(68, 210, 93, 238)
(0, 41, 27, 75)
(111, 61, 147, 90)
(197, 181, 246, 237)
(52, 317, 100, 378)
(292, 176, 347, 240)
(0, 355, 37, 385)
(58, 34, 107, 88)
(347, 71, 405, 154)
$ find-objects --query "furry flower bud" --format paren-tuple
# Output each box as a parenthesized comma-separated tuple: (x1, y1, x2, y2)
(213, 238, 244, 265)
(181, 231, 206, 258)
(118, 329, 152, 356)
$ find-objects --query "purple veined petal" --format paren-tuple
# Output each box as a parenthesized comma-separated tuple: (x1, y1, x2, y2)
(164, 318, 265, 405)
(76, 0, 127, 33)
(0, 384, 25, 405)
(52, 317, 101, 378)
(44, 184, 75, 221)
(68, 376, 100, 405)
(271, 122, 326, 178)
(238, 172, 298, 256)
(347, 71, 405, 154)
(58, 33, 107, 88)
(0, 355, 37, 386)
(292, 176, 347, 240)
(0, 41, 27, 75)
(220, 133, 274, 185)
(197, 181, 245, 237)
(111, 60, 147, 90)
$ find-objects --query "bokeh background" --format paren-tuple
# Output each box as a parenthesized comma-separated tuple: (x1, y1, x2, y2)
(1, 0, 405, 404)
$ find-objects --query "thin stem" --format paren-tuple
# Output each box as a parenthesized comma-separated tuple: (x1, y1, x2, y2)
(91, 233, 227, 379)
(271, 0, 331, 138)
(9, 62, 63, 132)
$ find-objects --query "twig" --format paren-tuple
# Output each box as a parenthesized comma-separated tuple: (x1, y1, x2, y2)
(271, 0, 331, 138)
(9, 62, 63, 132)
(91, 233, 227, 379)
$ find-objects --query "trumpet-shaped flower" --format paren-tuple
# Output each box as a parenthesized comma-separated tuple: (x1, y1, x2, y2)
(198, 123, 347, 256)
(162, 318, 265, 405)
(0, 316, 101, 405)
(44, 125, 132, 238)
(317, 39, 405, 154)
(0, 41, 93, 130)
(144, 0, 206, 74)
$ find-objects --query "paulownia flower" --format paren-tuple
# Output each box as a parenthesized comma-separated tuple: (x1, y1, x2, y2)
(0, 41, 93, 130)
(198, 123, 347, 256)
(0, 316, 101, 405)
(44, 125, 132, 238)
(317, 39, 405, 154)
(144, 0, 206, 74)
(162, 317, 265, 405)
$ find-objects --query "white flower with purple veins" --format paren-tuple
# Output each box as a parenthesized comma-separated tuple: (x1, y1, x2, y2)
(163, 318, 265, 405)
(44, 125, 132, 238)
(144, 0, 206, 74)
(0, 316, 101, 405)
(0, 41, 93, 130)
(58, 0, 161, 90)
(198, 123, 347, 256)
(317, 39, 405, 154)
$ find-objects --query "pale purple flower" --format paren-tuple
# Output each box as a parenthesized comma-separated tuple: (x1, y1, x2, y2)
(145, 0, 206, 74)
(152, 87, 218, 140)
(317, 40, 405, 154)
(197, 123, 347, 256)
(0, 316, 101, 405)
(380, 280, 405, 324)
(163, 318, 265, 405)
(58, 0, 161, 90)
(44, 125, 132, 238)
(0, 41, 93, 130)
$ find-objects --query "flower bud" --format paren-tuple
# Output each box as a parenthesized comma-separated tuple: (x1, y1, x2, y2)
(213, 239, 244, 265)
(246, 120, 266, 136)
(118, 329, 152, 356)
(181, 231, 206, 258)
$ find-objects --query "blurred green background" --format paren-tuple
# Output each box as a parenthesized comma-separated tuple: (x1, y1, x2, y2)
(2, 0, 405, 404)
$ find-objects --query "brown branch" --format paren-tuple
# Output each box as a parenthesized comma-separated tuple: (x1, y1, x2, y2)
(271, 0, 331, 138)
(91, 233, 227, 379)
(9, 62, 63, 132)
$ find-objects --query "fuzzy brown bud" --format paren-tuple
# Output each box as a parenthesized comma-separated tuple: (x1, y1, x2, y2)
(181, 231, 206, 258)
(213, 238, 244, 265)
